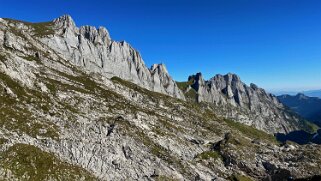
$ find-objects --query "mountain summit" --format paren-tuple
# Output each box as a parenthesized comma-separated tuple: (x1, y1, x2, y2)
(0, 15, 320, 180)
(177, 72, 308, 133)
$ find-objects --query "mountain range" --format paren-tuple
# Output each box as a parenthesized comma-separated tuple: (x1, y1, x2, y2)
(274, 89, 321, 98)
(278, 93, 321, 127)
(303, 89, 321, 98)
(0, 15, 320, 180)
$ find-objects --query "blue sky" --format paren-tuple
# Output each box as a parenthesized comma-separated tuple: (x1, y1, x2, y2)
(0, 0, 320, 92)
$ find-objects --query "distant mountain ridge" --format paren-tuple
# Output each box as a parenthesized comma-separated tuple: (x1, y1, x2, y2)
(303, 89, 321, 98)
(274, 89, 321, 98)
(278, 93, 321, 127)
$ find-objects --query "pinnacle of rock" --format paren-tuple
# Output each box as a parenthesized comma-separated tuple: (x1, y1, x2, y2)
(53, 14, 76, 29)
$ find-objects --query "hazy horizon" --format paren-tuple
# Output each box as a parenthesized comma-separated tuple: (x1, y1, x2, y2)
(1, 0, 320, 92)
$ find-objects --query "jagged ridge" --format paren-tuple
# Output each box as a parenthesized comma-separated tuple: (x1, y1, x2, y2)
(43, 15, 185, 100)
(178, 72, 311, 133)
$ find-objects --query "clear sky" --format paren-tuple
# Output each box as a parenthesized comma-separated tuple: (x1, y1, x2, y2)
(0, 0, 320, 92)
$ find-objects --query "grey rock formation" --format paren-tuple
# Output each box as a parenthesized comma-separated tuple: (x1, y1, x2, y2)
(0, 15, 320, 181)
(182, 72, 306, 133)
(41, 15, 185, 100)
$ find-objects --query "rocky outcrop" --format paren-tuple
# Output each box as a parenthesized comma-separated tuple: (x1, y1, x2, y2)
(41, 15, 185, 99)
(182, 73, 306, 133)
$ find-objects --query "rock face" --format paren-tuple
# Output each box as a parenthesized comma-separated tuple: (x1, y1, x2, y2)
(0, 15, 320, 181)
(40, 15, 184, 100)
(181, 73, 306, 133)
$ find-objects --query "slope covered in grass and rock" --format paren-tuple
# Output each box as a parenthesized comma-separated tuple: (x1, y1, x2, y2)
(0, 15, 320, 180)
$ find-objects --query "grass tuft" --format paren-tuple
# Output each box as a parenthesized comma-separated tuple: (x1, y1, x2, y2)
(196, 151, 222, 160)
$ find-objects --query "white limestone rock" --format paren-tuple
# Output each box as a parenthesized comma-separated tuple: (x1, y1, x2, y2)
(40, 15, 185, 100)
(186, 72, 304, 133)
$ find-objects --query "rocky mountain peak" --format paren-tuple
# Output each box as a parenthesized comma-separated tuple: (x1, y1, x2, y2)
(178, 72, 305, 133)
(250, 83, 259, 90)
(40, 15, 184, 99)
(296, 93, 309, 100)
(150, 63, 185, 99)
(53, 14, 76, 29)
(79, 25, 111, 45)
(224, 73, 241, 82)
(188, 72, 203, 81)
(150, 63, 168, 75)
(187, 73, 205, 91)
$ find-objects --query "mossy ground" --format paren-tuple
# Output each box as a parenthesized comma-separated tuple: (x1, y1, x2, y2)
(155, 175, 179, 181)
(223, 119, 278, 144)
(176, 80, 198, 101)
(0, 54, 6, 62)
(3, 18, 54, 37)
(229, 174, 253, 181)
(176, 79, 194, 91)
(303, 120, 319, 133)
(196, 151, 222, 160)
(0, 72, 60, 140)
(30, 22, 55, 37)
(0, 144, 96, 180)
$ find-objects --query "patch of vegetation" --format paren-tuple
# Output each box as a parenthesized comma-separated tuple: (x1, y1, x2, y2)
(0, 54, 6, 62)
(155, 175, 179, 181)
(229, 174, 253, 181)
(0, 72, 60, 140)
(3, 18, 54, 37)
(21, 55, 41, 62)
(30, 22, 55, 37)
(0, 138, 8, 145)
(3, 18, 29, 24)
(185, 88, 198, 101)
(152, 127, 168, 137)
(45, 81, 57, 94)
(0, 72, 27, 98)
(158, 119, 185, 133)
(196, 151, 222, 160)
(176, 79, 198, 101)
(303, 120, 319, 133)
(0, 104, 60, 140)
(0, 144, 97, 180)
(176, 79, 194, 91)
(224, 119, 278, 144)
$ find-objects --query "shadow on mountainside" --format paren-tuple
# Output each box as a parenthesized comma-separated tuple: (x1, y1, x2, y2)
(275, 129, 321, 145)
(294, 175, 321, 181)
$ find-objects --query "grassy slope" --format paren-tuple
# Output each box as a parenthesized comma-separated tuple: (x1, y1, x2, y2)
(0, 143, 96, 180)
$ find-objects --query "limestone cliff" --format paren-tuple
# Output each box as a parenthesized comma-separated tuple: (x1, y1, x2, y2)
(0, 15, 184, 99)
(180, 73, 307, 133)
